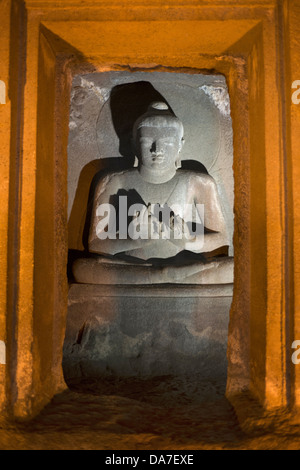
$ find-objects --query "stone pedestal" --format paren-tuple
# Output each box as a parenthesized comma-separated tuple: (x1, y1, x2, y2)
(63, 283, 233, 381)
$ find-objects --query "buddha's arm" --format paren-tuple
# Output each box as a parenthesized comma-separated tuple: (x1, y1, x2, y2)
(169, 175, 229, 254)
(88, 179, 154, 256)
(193, 175, 229, 253)
(186, 226, 228, 254)
(89, 206, 155, 255)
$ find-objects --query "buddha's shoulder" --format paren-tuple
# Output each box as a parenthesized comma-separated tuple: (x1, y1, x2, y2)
(176, 169, 216, 186)
(94, 168, 138, 191)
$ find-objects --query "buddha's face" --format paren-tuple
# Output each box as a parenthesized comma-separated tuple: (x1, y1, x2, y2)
(136, 125, 183, 173)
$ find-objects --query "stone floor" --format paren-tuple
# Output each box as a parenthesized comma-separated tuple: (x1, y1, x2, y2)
(0, 374, 300, 450)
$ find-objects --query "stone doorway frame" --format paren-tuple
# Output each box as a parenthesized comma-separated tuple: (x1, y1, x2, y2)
(2, 0, 295, 421)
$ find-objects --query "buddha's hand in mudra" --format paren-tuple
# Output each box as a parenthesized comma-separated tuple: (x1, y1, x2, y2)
(168, 213, 196, 246)
(130, 204, 195, 244)
(130, 204, 161, 239)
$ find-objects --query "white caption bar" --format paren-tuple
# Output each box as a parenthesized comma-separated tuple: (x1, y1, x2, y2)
(0, 81, 6, 104)
(0, 341, 6, 365)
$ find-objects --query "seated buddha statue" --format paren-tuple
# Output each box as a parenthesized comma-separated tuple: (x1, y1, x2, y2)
(73, 102, 233, 284)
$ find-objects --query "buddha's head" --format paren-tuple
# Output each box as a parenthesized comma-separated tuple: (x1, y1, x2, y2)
(133, 102, 184, 184)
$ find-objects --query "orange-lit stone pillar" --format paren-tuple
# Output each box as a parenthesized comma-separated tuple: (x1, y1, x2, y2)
(288, 0, 300, 411)
(0, 0, 11, 418)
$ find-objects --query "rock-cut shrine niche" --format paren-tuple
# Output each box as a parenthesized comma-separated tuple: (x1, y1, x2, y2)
(63, 73, 234, 381)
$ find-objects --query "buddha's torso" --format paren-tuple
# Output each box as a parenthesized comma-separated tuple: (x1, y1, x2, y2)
(95, 168, 211, 217)
(91, 168, 215, 260)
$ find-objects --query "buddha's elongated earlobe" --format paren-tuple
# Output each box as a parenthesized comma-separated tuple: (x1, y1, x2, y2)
(175, 137, 184, 169)
(175, 157, 182, 169)
(131, 135, 139, 167)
